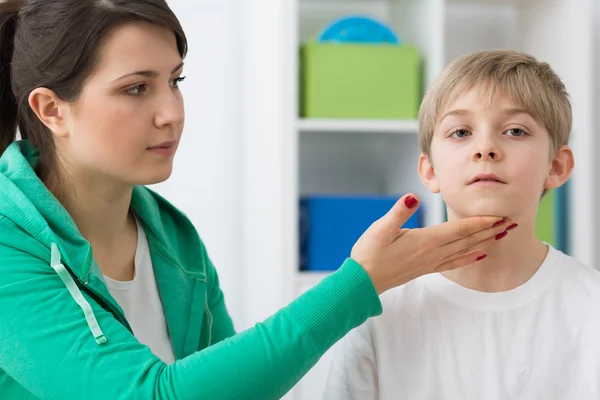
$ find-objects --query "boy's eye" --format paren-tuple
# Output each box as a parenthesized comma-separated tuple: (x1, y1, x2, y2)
(450, 129, 471, 138)
(506, 128, 528, 137)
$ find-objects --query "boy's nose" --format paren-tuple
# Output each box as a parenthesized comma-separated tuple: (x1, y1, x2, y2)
(471, 131, 504, 161)
(474, 150, 497, 160)
(472, 143, 503, 162)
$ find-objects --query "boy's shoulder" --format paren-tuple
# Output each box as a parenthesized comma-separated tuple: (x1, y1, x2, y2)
(335, 248, 600, 378)
(556, 249, 600, 295)
(370, 246, 600, 326)
(370, 275, 436, 329)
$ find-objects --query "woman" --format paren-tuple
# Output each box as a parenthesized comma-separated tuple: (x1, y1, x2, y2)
(0, 1, 514, 399)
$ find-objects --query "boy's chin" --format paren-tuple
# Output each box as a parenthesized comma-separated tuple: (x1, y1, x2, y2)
(446, 203, 511, 220)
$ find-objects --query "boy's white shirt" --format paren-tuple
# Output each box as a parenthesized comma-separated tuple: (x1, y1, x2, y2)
(323, 245, 600, 400)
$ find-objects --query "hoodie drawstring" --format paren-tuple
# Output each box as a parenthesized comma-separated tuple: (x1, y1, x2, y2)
(50, 243, 107, 345)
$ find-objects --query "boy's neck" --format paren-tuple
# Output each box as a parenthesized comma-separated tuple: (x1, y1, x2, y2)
(441, 214, 549, 293)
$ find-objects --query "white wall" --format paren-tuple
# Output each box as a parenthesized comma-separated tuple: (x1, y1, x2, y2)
(595, 0, 600, 267)
(150, 0, 245, 327)
(445, 3, 516, 63)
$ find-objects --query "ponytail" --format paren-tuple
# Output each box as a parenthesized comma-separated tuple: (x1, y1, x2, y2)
(0, 0, 22, 155)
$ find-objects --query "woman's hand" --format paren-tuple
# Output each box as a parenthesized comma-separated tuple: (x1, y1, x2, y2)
(351, 193, 516, 294)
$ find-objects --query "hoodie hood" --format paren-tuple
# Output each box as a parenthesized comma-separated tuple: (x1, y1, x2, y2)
(0, 140, 187, 282)
(0, 140, 94, 280)
(0, 139, 210, 351)
(0, 140, 113, 344)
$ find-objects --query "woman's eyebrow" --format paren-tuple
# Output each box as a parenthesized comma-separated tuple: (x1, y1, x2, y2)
(111, 61, 184, 82)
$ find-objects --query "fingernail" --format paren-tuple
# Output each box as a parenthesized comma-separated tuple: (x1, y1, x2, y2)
(506, 223, 518, 231)
(495, 231, 508, 240)
(405, 195, 418, 209)
(476, 254, 487, 261)
(492, 218, 506, 227)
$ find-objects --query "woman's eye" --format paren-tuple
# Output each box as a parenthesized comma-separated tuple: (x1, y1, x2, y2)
(506, 128, 528, 137)
(450, 129, 471, 138)
(170, 76, 186, 89)
(125, 84, 147, 96)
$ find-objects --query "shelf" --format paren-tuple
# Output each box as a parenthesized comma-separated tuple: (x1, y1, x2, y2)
(448, 0, 533, 4)
(301, 0, 530, 4)
(298, 118, 419, 135)
(300, 0, 394, 4)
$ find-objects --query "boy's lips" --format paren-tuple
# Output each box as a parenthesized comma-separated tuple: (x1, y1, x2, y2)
(468, 173, 506, 185)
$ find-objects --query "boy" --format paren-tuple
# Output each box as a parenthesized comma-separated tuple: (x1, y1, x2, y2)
(322, 50, 600, 399)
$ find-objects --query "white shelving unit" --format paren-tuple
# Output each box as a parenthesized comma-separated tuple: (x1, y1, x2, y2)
(298, 118, 419, 134)
(240, 1, 596, 398)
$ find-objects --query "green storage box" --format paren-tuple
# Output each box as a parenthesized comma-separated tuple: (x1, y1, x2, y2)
(300, 41, 421, 119)
(535, 185, 569, 252)
(536, 190, 554, 246)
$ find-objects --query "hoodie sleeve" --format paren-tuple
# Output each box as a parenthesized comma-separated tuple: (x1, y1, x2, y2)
(0, 242, 382, 400)
(205, 256, 236, 345)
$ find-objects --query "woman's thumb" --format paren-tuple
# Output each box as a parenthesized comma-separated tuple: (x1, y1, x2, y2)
(378, 193, 420, 236)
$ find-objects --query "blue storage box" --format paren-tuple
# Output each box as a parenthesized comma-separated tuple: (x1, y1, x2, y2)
(300, 195, 423, 271)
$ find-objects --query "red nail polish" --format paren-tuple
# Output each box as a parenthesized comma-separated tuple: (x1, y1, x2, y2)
(476, 254, 487, 261)
(405, 196, 418, 209)
(495, 231, 508, 240)
(492, 219, 506, 227)
(506, 223, 518, 231)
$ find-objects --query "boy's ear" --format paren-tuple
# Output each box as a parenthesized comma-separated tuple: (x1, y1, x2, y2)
(418, 153, 440, 194)
(545, 145, 574, 190)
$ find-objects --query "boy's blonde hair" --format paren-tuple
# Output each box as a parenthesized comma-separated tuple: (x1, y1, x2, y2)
(418, 50, 572, 157)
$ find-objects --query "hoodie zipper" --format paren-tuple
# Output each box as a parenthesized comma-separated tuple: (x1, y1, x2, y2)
(77, 277, 134, 333)
(1, 206, 134, 335)
(76, 252, 134, 334)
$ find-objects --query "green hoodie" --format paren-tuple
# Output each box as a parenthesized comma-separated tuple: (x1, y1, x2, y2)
(0, 140, 382, 400)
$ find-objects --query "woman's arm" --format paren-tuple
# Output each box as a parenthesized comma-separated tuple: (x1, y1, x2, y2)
(0, 194, 512, 399)
(0, 244, 379, 400)
(205, 257, 236, 345)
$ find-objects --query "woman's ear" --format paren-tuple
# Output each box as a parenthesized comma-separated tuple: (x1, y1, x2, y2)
(544, 145, 574, 190)
(418, 153, 440, 194)
(28, 88, 69, 138)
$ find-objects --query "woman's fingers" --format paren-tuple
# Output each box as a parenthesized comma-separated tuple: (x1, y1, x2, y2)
(436, 219, 517, 263)
(351, 194, 519, 295)
(374, 193, 421, 239)
(434, 250, 488, 273)
(426, 215, 509, 248)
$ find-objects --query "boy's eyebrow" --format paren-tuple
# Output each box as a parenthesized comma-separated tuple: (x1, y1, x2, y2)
(440, 109, 470, 123)
(440, 107, 532, 123)
(503, 108, 531, 116)
(111, 61, 185, 82)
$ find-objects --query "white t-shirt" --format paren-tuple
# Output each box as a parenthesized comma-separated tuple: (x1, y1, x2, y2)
(104, 218, 176, 364)
(323, 246, 600, 400)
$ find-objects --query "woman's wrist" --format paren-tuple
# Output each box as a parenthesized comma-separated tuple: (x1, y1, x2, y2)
(353, 259, 385, 295)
